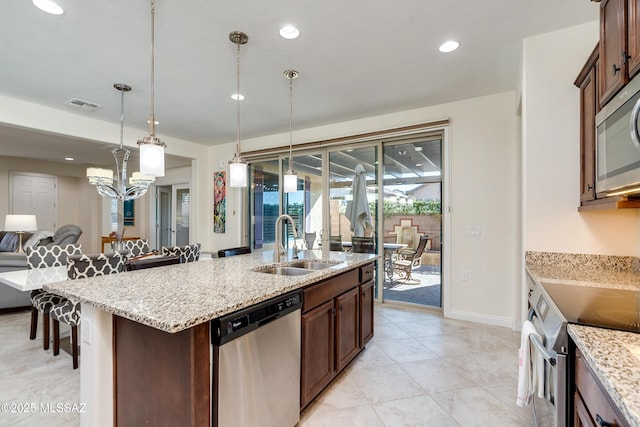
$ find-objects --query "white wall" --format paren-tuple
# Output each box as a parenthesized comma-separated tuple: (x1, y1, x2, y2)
(523, 21, 640, 256)
(210, 92, 519, 327)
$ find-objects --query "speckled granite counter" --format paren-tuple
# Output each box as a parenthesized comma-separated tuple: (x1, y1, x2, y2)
(568, 324, 640, 426)
(43, 250, 378, 333)
(526, 251, 640, 291)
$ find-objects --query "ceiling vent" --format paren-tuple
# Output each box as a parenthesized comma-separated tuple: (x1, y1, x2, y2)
(65, 98, 102, 111)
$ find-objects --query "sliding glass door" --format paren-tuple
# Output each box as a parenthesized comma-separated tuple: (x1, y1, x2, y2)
(245, 130, 443, 308)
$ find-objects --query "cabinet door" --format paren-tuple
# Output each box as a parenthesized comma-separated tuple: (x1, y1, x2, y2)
(580, 66, 597, 202)
(628, 0, 640, 77)
(359, 280, 374, 347)
(574, 392, 597, 427)
(335, 287, 360, 372)
(301, 300, 335, 409)
(600, 0, 628, 107)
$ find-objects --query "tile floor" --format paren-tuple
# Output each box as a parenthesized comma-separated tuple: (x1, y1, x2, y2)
(0, 305, 553, 427)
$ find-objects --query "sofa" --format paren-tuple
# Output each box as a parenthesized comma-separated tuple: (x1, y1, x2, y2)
(0, 225, 82, 312)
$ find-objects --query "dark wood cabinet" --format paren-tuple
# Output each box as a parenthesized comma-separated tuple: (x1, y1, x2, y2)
(360, 280, 374, 347)
(574, 348, 630, 427)
(300, 262, 375, 409)
(628, 0, 640, 77)
(335, 287, 360, 372)
(301, 299, 335, 408)
(599, 0, 628, 107)
(576, 44, 600, 204)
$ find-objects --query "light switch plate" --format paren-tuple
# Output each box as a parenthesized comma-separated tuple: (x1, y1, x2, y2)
(465, 226, 481, 237)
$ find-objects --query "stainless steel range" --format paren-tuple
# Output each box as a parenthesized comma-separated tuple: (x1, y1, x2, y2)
(526, 268, 640, 427)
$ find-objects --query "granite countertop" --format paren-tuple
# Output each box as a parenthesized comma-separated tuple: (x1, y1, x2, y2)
(43, 250, 378, 333)
(526, 251, 640, 292)
(568, 324, 640, 426)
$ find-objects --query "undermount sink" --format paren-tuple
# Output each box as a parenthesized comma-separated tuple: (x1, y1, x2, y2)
(254, 260, 340, 276)
(256, 266, 314, 276)
(286, 260, 340, 270)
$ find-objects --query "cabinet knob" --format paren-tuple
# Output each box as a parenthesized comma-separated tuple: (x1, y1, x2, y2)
(587, 184, 593, 191)
(595, 414, 611, 427)
(613, 64, 621, 75)
(624, 51, 632, 64)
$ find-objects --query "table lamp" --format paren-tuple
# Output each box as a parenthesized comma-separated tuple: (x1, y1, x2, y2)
(4, 214, 37, 253)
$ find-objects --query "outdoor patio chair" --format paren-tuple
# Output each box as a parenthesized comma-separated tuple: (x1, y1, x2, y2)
(393, 235, 429, 281)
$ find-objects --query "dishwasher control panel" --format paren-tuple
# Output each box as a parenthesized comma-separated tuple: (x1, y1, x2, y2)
(213, 290, 302, 345)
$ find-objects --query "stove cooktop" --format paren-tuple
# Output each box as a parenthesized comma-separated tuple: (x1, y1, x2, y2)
(541, 282, 640, 334)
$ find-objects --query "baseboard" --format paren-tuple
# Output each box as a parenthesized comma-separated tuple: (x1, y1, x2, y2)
(0, 305, 30, 315)
(447, 308, 512, 329)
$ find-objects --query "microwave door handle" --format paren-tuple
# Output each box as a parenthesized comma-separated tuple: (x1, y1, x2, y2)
(630, 97, 640, 153)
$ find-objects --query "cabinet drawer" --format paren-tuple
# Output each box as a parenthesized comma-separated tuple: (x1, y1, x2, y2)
(303, 269, 359, 313)
(360, 263, 374, 284)
(575, 349, 628, 427)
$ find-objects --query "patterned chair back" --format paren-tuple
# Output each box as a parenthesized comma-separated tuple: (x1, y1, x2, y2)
(122, 239, 150, 258)
(162, 243, 201, 263)
(26, 244, 82, 269)
(67, 251, 128, 280)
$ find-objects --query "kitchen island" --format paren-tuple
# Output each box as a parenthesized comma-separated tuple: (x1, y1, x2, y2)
(43, 249, 378, 427)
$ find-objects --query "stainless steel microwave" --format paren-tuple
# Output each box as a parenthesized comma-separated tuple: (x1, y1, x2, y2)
(595, 74, 640, 195)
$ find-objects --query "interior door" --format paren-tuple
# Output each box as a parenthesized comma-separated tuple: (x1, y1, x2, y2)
(11, 173, 56, 231)
(172, 184, 190, 246)
(157, 186, 171, 248)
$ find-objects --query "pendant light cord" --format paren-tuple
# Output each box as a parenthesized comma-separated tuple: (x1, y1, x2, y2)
(236, 41, 241, 157)
(119, 87, 125, 149)
(289, 75, 293, 164)
(149, 0, 156, 137)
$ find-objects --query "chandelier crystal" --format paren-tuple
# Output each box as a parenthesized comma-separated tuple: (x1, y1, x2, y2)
(86, 83, 155, 201)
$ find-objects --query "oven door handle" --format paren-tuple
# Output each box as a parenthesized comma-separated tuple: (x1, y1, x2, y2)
(529, 334, 557, 366)
(527, 308, 557, 366)
(630, 96, 640, 153)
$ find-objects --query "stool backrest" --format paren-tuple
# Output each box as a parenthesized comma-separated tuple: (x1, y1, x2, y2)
(67, 251, 128, 280)
(26, 244, 82, 269)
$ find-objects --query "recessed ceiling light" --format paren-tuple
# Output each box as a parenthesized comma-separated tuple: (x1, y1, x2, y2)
(65, 157, 74, 161)
(416, 163, 423, 167)
(231, 93, 245, 101)
(279, 25, 300, 40)
(32, 0, 64, 15)
(147, 120, 160, 125)
(439, 40, 459, 53)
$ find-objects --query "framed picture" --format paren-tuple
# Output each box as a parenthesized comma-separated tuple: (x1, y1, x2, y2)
(214, 171, 226, 233)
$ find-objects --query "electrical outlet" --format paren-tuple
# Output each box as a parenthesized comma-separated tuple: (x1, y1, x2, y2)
(460, 270, 469, 281)
(465, 226, 481, 237)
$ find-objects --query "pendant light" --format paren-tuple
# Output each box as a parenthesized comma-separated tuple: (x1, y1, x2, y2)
(283, 70, 299, 193)
(229, 31, 249, 188)
(137, 0, 166, 177)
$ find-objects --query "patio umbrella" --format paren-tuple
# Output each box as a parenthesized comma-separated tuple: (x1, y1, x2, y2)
(345, 164, 373, 237)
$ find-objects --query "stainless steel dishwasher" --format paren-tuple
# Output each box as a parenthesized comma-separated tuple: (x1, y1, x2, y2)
(211, 290, 302, 427)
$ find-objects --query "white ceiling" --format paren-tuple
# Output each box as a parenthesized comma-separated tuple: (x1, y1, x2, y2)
(0, 0, 599, 167)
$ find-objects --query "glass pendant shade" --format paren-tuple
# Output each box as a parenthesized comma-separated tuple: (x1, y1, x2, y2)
(283, 169, 298, 193)
(229, 157, 247, 188)
(139, 140, 165, 177)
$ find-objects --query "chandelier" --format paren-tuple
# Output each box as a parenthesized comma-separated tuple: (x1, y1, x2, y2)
(86, 83, 155, 201)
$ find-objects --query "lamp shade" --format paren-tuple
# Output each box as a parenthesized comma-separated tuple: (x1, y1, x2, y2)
(139, 143, 165, 177)
(229, 159, 247, 187)
(283, 171, 298, 193)
(5, 214, 37, 231)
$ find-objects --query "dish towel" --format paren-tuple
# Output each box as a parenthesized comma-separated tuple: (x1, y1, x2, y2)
(516, 320, 545, 407)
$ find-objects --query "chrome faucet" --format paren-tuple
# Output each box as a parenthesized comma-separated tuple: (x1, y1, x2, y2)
(274, 214, 299, 263)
